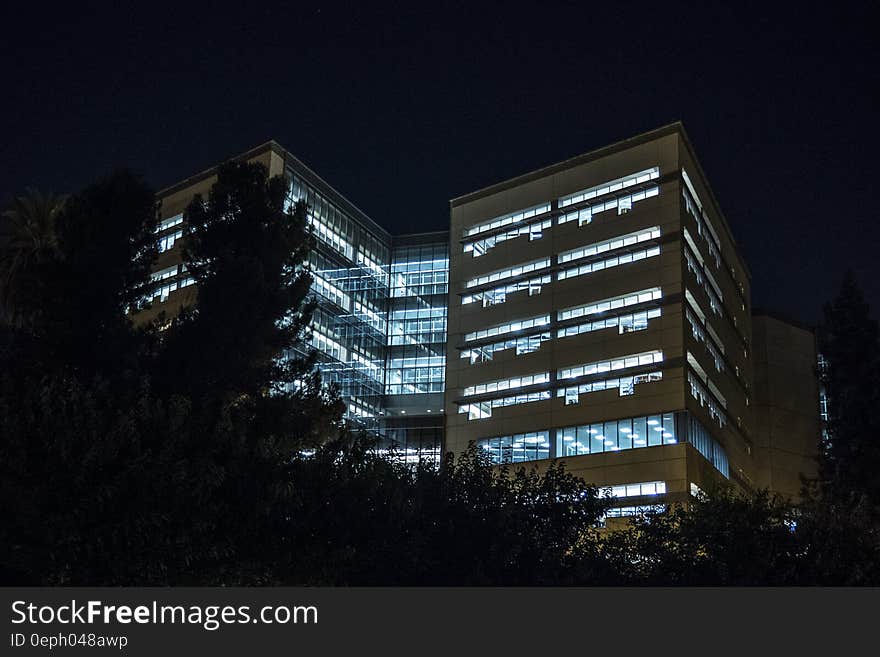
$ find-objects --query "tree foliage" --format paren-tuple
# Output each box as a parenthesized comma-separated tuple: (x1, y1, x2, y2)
(154, 163, 317, 405)
(279, 439, 613, 585)
(0, 188, 66, 330)
(818, 271, 880, 505)
(2, 169, 879, 585)
(0, 164, 343, 584)
(0, 162, 612, 586)
(601, 486, 802, 585)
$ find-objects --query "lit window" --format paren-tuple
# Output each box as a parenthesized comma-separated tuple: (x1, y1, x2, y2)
(465, 258, 551, 289)
(558, 227, 660, 265)
(557, 232, 661, 281)
(155, 213, 183, 233)
(558, 167, 660, 209)
(463, 219, 552, 257)
(479, 431, 551, 464)
(462, 372, 550, 397)
(462, 275, 551, 306)
(463, 203, 551, 238)
(558, 350, 664, 380)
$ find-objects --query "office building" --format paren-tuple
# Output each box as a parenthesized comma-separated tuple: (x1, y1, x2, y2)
(139, 142, 448, 464)
(139, 124, 823, 514)
(445, 123, 756, 513)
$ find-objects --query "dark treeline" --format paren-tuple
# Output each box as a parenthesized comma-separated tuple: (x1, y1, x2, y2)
(1, 165, 878, 585)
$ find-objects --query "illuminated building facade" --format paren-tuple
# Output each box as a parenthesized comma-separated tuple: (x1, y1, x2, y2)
(140, 142, 448, 463)
(445, 123, 758, 516)
(378, 232, 449, 463)
(141, 125, 822, 509)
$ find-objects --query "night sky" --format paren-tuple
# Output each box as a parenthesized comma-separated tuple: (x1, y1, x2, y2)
(1, 2, 876, 325)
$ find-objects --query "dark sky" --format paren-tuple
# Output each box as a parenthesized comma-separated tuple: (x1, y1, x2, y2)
(1, 2, 876, 325)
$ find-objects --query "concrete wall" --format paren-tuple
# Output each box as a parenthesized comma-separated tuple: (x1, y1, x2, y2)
(751, 314, 821, 500)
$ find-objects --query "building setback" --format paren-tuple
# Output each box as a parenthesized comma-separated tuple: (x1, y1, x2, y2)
(751, 312, 821, 499)
(139, 123, 822, 515)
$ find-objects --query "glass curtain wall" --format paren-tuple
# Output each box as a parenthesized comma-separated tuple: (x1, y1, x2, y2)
(379, 236, 449, 464)
(286, 168, 391, 432)
(283, 164, 450, 459)
(385, 240, 449, 396)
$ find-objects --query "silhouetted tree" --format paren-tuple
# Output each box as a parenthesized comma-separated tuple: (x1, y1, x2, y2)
(3, 174, 157, 377)
(817, 271, 880, 505)
(794, 487, 880, 585)
(1, 172, 164, 583)
(0, 163, 343, 584)
(7, 166, 878, 586)
(600, 486, 801, 585)
(279, 439, 614, 585)
(0, 188, 66, 329)
(154, 162, 320, 406)
(144, 161, 345, 582)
